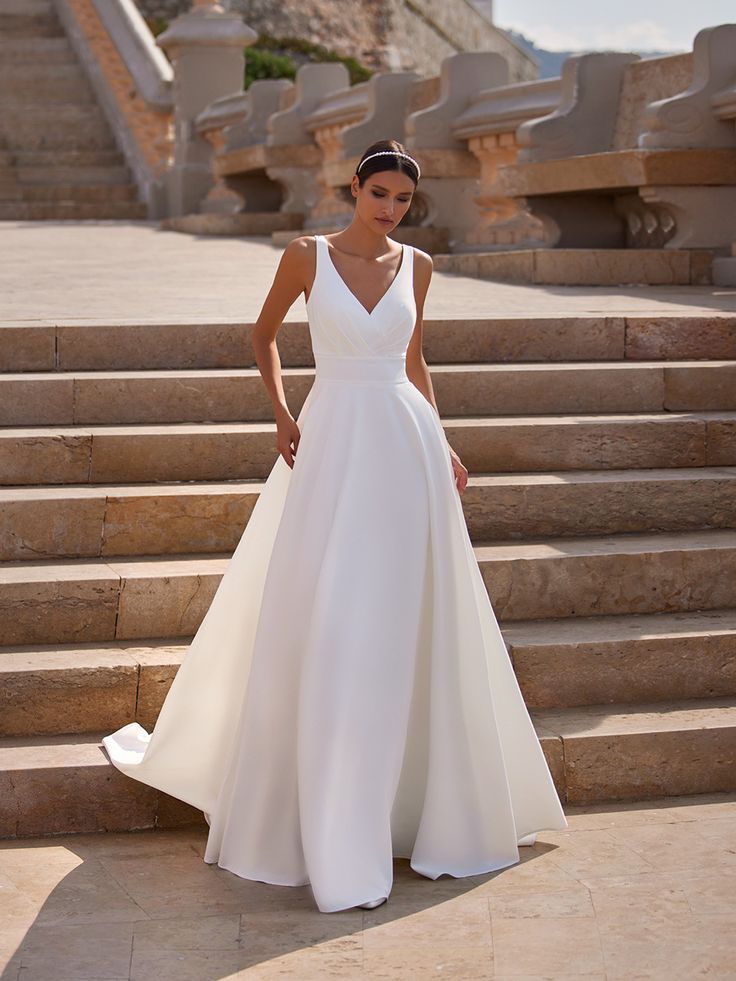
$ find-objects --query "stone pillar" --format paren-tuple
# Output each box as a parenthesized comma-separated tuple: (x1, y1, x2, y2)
(156, 0, 256, 216)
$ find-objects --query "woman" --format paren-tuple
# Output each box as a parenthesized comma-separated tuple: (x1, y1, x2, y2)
(103, 139, 568, 914)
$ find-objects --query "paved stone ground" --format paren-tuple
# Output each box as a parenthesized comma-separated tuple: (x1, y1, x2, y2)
(1, 792, 734, 979)
(1, 220, 736, 325)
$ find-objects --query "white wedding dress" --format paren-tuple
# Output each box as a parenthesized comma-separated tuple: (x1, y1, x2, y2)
(102, 234, 568, 913)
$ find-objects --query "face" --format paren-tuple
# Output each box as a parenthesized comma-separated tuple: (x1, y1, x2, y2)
(351, 169, 415, 232)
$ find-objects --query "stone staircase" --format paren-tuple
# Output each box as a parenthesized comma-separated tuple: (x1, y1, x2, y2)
(0, 0, 147, 220)
(1, 313, 736, 838)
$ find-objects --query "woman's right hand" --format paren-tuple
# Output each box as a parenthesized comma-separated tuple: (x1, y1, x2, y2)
(275, 406, 301, 469)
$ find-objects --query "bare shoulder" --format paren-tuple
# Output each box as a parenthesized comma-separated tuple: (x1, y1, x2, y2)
(410, 245, 433, 277)
(276, 235, 318, 290)
(281, 234, 316, 266)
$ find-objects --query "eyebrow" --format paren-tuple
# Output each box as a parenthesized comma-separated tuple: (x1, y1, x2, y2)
(371, 184, 413, 194)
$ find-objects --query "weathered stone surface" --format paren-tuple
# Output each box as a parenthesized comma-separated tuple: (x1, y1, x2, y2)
(110, 557, 224, 640)
(533, 699, 736, 803)
(481, 530, 736, 621)
(664, 363, 736, 410)
(56, 323, 268, 371)
(705, 415, 736, 465)
(625, 316, 736, 360)
(0, 488, 106, 560)
(0, 562, 119, 644)
(462, 468, 736, 540)
(448, 413, 708, 473)
(5, 361, 699, 425)
(427, 317, 626, 363)
(0, 735, 156, 837)
(504, 610, 736, 708)
(534, 249, 693, 286)
(434, 363, 665, 415)
(0, 648, 138, 736)
(435, 248, 712, 286)
(0, 430, 92, 485)
(88, 425, 278, 482)
(0, 325, 55, 371)
(101, 485, 255, 555)
(126, 643, 186, 732)
(70, 371, 310, 425)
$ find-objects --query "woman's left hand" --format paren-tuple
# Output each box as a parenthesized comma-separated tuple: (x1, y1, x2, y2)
(448, 444, 468, 496)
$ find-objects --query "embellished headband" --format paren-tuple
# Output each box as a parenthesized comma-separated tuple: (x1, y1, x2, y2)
(356, 150, 421, 179)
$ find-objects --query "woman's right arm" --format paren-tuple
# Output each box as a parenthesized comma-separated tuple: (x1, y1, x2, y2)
(251, 236, 313, 469)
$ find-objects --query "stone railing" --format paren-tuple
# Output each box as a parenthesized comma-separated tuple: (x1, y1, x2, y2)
(452, 75, 562, 249)
(403, 51, 508, 251)
(494, 24, 736, 251)
(161, 63, 353, 235)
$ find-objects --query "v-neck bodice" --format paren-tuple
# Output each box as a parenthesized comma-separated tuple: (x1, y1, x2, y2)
(323, 237, 406, 317)
(306, 234, 416, 372)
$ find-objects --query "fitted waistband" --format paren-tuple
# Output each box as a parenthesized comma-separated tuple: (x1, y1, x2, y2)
(313, 353, 409, 385)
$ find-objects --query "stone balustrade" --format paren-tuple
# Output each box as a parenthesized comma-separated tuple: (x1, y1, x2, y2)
(452, 75, 562, 249)
(403, 51, 508, 251)
(41, 3, 736, 262)
(494, 24, 736, 251)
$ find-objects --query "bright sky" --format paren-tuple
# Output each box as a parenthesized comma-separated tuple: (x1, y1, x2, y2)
(494, 0, 735, 51)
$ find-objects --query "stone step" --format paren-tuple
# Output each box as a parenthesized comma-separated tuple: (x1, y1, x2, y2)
(713, 256, 736, 287)
(503, 609, 736, 708)
(1, 361, 735, 426)
(0, 61, 85, 83)
(0, 37, 75, 64)
(534, 697, 736, 804)
(4, 608, 736, 738)
(479, 529, 736, 622)
(0, 732, 205, 838)
(0, 105, 116, 151)
(2, 412, 734, 484)
(0, 78, 95, 103)
(11, 165, 132, 186)
(3, 316, 734, 373)
(0, 0, 54, 13)
(0, 481, 258, 560)
(0, 12, 64, 37)
(0, 200, 147, 219)
(0, 182, 139, 203)
(8, 149, 126, 168)
(0, 638, 186, 737)
(0, 102, 106, 124)
(2, 698, 735, 837)
(4, 468, 736, 560)
(434, 248, 713, 287)
(1, 530, 735, 644)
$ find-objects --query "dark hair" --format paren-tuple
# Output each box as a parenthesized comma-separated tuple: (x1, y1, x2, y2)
(354, 139, 420, 187)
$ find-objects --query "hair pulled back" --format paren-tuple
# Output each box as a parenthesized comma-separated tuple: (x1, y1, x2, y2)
(354, 139, 420, 187)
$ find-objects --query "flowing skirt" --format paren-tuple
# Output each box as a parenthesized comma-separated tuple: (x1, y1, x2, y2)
(103, 370, 568, 913)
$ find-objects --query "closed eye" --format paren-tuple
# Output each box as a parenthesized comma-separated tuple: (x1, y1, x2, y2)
(372, 191, 412, 202)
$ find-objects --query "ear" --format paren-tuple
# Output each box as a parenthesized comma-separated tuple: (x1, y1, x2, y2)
(351, 176, 359, 197)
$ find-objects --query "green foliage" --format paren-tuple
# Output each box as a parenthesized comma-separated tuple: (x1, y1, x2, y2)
(244, 33, 372, 89)
(245, 47, 297, 85)
(144, 17, 168, 38)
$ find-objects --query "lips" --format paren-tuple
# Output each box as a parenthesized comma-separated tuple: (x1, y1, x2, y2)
(376, 218, 393, 225)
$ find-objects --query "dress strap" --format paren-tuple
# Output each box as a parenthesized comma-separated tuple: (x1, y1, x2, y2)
(309, 235, 324, 302)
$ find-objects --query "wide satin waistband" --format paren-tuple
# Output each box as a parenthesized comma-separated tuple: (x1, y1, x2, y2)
(313, 353, 409, 385)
